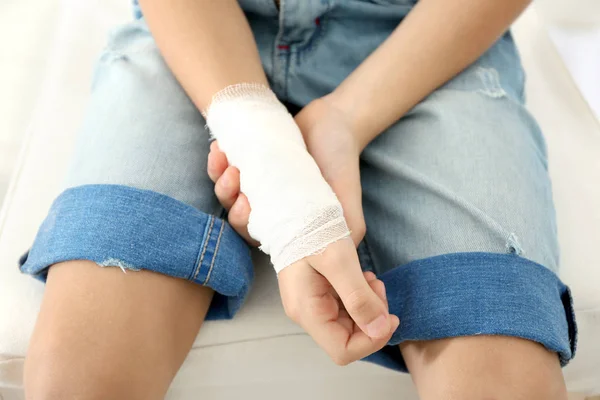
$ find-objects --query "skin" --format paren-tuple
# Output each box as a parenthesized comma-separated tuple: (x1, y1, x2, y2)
(400, 336, 568, 400)
(25, 0, 569, 398)
(209, 124, 568, 399)
(24, 261, 214, 399)
(25, 3, 394, 397)
(330, 0, 535, 149)
(140, 0, 396, 360)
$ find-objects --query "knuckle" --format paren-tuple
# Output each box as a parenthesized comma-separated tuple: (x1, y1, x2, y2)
(228, 204, 242, 220)
(283, 302, 301, 322)
(372, 279, 385, 293)
(330, 351, 351, 366)
(214, 182, 225, 199)
(229, 210, 249, 231)
(344, 287, 372, 315)
(305, 296, 332, 320)
(378, 336, 392, 348)
(206, 161, 215, 178)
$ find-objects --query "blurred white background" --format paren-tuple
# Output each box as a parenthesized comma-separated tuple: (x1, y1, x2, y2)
(1, 0, 61, 204)
(0, 0, 599, 205)
(0, 1, 599, 399)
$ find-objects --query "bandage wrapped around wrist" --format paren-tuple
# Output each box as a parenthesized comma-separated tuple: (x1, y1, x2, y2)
(205, 84, 350, 273)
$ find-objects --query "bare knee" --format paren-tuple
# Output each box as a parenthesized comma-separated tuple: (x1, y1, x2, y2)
(24, 343, 166, 400)
(401, 336, 568, 400)
(24, 356, 123, 400)
(24, 261, 214, 400)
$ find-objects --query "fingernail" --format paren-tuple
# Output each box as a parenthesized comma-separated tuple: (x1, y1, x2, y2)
(366, 314, 389, 339)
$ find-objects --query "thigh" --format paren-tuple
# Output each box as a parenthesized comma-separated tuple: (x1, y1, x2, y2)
(64, 19, 218, 215)
(23, 19, 255, 398)
(25, 260, 213, 400)
(360, 35, 558, 272)
(359, 33, 576, 374)
(20, 19, 254, 318)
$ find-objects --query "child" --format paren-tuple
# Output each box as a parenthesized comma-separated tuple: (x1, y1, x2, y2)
(21, 0, 575, 398)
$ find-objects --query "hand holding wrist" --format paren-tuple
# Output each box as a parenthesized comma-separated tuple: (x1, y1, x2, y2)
(294, 97, 366, 246)
(322, 91, 379, 152)
(206, 84, 350, 272)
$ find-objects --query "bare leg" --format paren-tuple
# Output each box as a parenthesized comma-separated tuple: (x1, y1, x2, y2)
(24, 260, 213, 400)
(401, 335, 568, 400)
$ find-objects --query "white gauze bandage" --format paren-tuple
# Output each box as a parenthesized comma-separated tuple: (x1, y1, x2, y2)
(205, 84, 350, 273)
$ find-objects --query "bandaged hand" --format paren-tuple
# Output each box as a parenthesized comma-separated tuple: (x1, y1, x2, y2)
(206, 85, 398, 364)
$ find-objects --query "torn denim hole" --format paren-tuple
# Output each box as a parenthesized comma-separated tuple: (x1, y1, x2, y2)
(476, 67, 507, 98)
(102, 43, 157, 64)
(97, 258, 141, 274)
(505, 233, 524, 256)
(101, 51, 128, 63)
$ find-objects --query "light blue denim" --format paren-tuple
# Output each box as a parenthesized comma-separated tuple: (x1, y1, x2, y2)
(21, 0, 576, 372)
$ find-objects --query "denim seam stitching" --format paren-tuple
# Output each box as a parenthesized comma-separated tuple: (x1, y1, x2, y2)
(193, 215, 215, 282)
(203, 218, 225, 285)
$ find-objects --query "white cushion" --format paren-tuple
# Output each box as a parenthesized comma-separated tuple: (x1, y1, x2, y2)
(1, 0, 598, 398)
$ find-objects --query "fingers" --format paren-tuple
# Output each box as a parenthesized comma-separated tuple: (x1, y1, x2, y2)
(279, 261, 400, 366)
(309, 239, 392, 340)
(328, 271, 387, 329)
(207, 141, 228, 183)
(209, 141, 259, 246)
(365, 271, 388, 313)
(214, 166, 240, 211)
(215, 172, 258, 246)
(336, 272, 398, 364)
(363, 271, 377, 282)
(278, 262, 391, 366)
(314, 310, 397, 366)
(229, 193, 260, 246)
(321, 313, 390, 365)
(312, 306, 399, 366)
(210, 140, 241, 213)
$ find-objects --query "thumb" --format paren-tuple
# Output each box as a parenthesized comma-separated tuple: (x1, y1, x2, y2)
(309, 238, 392, 339)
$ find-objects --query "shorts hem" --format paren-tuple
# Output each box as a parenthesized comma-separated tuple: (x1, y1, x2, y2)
(19, 184, 253, 320)
(364, 252, 577, 372)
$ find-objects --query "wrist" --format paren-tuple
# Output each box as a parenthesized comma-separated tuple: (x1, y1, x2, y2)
(323, 91, 376, 152)
(298, 96, 362, 159)
(206, 84, 350, 273)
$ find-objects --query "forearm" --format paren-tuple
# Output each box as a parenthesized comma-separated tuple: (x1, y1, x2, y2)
(328, 0, 531, 150)
(139, 0, 268, 111)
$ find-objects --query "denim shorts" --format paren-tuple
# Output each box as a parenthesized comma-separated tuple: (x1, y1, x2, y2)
(20, 0, 576, 371)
